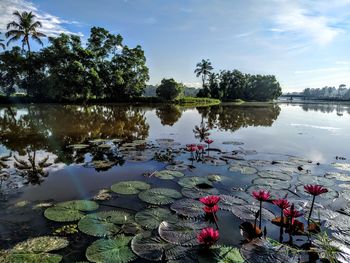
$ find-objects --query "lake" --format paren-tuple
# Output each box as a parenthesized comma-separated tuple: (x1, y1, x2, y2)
(0, 102, 350, 262)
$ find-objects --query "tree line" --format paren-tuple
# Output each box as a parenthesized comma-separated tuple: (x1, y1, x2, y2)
(0, 11, 149, 101)
(194, 59, 282, 101)
(302, 85, 350, 100)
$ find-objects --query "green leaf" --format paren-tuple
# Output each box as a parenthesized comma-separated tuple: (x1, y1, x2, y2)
(229, 164, 257, 175)
(138, 188, 182, 205)
(181, 187, 219, 199)
(154, 170, 184, 180)
(135, 208, 177, 230)
(170, 198, 204, 218)
(111, 181, 151, 195)
(86, 236, 136, 263)
(178, 177, 213, 188)
(44, 200, 99, 222)
(78, 210, 133, 237)
(198, 246, 245, 263)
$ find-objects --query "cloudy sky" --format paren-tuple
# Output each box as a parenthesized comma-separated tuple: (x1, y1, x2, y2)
(1, 0, 350, 92)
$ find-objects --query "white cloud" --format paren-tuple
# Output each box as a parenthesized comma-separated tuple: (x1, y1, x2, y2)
(0, 0, 80, 37)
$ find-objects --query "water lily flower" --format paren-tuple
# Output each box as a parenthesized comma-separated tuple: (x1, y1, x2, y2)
(197, 227, 219, 247)
(205, 139, 214, 145)
(273, 199, 290, 242)
(304, 184, 328, 225)
(283, 205, 303, 225)
(197, 144, 206, 151)
(200, 195, 220, 207)
(186, 145, 198, 152)
(203, 204, 219, 214)
(252, 190, 270, 229)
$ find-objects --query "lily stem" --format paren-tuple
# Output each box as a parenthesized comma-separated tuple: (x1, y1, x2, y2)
(307, 195, 316, 226)
(259, 201, 262, 229)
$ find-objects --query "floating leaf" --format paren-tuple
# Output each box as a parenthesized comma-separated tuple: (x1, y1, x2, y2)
(198, 246, 245, 263)
(78, 210, 133, 237)
(93, 189, 112, 201)
(258, 170, 292, 181)
(135, 208, 177, 229)
(331, 163, 350, 172)
(93, 160, 114, 170)
(131, 232, 189, 261)
(166, 164, 188, 171)
(296, 185, 339, 199)
(170, 198, 204, 218)
(219, 195, 248, 211)
(231, 204, 275, 221)
(245, 185, 288, 199)
(181, 187, 219, 199)
(252, 178, 290, 190)
(178, 177, 213, 188)
(44, 200, 99, 222)
(325, 213, 350, 232)
(240, 238, 297, 263)
(85, 235, 136, 263)
(247, 160, 272, 168)
(139, 188, 182, 205)
(222, 141, 244, 145)
(325, 172, 350, 182)
(121, 223, 142, 235)
(298, 175, 334, 187)
(207, 174, 223, 182)
(111, 181, 151, 195)
(154, 170, 184, 180)
(0, 252, 62, 263)
(204, 157, 227, 166)
(159, 220, 207, 246)
(229, 164, 257, 175)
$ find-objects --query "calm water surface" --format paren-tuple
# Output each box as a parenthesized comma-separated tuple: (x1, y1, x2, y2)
(0, 102, 350, 262)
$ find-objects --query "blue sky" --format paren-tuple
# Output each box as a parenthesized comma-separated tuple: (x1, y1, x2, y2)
(1, 0, 350, 92)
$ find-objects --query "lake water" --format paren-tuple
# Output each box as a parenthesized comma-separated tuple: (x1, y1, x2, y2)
(0, 102, 350, 262)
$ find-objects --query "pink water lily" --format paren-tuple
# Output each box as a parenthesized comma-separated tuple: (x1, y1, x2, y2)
(205, 139, 214, 144)
(304, 184, 328, 225)
(200, 195, 220, 207)
(252, 190, 270, 229)
(284, 205, 303, 225)
(203, 204, 219, 214)
(273, 199, 290, 210)
(197, 227, 219, 247)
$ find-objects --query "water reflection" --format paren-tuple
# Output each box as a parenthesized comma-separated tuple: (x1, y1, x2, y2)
(284, 102, 350, 115)
(156, 105, 182, 126)
(198, 103, 281, 132)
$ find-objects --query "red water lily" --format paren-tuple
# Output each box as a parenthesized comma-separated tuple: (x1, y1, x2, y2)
(304, 185, 328, 196)
(197, 227, 219, 247)
(252, 190, 271, 201)
(273, 199, 290, 210)
(203, 204, 219, 214)
(186, 143, 197, 148)
(284, 206, 303, 225)
(197, 144, 206, 151)
(205, 139, 214, 144)
(200, 195, 220, 207)
(187, 145, 198, 152)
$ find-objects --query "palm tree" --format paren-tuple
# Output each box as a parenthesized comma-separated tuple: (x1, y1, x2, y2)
(6, 11, 46, 52)
(194, 59, 213, 88)
(0, 33, 5, 50)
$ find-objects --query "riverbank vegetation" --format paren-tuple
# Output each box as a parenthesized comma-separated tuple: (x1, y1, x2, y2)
(302, 85, 350, 101)
(194, 59, 282, 102)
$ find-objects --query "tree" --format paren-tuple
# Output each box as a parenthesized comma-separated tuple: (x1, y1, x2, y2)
(0, 33, 5, 50)
(6, 11, 46, 52)
(194, 59, 213, 88)
(156, 78, 184, 101)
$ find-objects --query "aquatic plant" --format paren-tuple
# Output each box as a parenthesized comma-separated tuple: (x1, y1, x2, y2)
(304, 184, 328, 225)
(252, 190, 271, 229)
(283, 204, 303, 226)
(273, 198, 290, 242)
(197, 227, 219, 247)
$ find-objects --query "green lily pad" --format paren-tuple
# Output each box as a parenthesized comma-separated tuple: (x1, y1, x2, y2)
(331, 163, 350, 172)
(135, 208, 178, 230)
(139, 188, 182, 205)
(159, 220, 207, 246)
(325, 172, 350, 182)
(229, 164, 257, 175)
(178, 177, 213, 188)
(298, 175, 334, 187)
(166, 164, 188, 171)
(131, 232, 189, 261)
(252, 178, 290, 190)
(170, 198, 204, 218)
(246, 185, 288, 199)
(258, 170, 292, 181)
(219, 195, 247, 211)
(325, 214, 350, 232)
(231, 204, 276, 221)
(78, 210, 133, 237)
(198, 246, 245, 263)
(181, 187, 219, 199)
(154, 170, 184, 180)
(93, 160, 114, 170)
(0, 253, 63, 263)
(207, 174, 223, 182)
(111, 181, 151, 195)
(44, 200, 99, 222)
(86, 236, 136, 263)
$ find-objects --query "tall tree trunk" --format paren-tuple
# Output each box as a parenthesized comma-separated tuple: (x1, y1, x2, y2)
(26, 38, 31, 53)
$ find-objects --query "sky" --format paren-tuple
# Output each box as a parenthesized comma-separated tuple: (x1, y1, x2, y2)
(1, 0, 350, 92)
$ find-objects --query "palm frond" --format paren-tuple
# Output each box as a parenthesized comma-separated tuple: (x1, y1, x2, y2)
(6, 35, 22, 46)
(32, 35, 44, 46)
(6, 21, 21, 30)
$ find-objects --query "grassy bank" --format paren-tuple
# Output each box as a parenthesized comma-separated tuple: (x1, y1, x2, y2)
(175, 97, 221, 106)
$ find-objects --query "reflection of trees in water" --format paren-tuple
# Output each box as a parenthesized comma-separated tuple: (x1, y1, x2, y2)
(0, 105, 149, 163)
(155, 105, 182, 126)
(298, 103, 350, 115)
(197, 104, 281, 132)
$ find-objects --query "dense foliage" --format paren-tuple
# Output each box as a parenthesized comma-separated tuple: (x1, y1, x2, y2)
(302, 85, 350, 100)
(156, 78, 184, 101)
(195, 60, 282, 101)
(0, 26, 149, 101)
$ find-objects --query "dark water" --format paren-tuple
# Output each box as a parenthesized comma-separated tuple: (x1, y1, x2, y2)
(0, 102, 350, 262)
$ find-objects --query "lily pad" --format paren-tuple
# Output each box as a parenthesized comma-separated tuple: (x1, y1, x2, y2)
(247, 160, 272, 167)
(135, 208, 178, 230)
(86, 235, 136, 263)
(231, 204, 276, 221)
(204, 157, 227, 166)
(92, 160, 114, 170)
(78, 210, 133, 237)
(198, 246, 245, 263)
(154, 170, 184, 180)
(252, 178, 290, 190)
(139, 188, 182, 205)
(222, 141, 244, 145)
(219, 195, 248, 211)
(159, 220, 207, 246)
(166, 163, 188, 171)
(170, 198, 204, 218)
(207, 174, 223, 182)
(258, 170, 292, 181)
(331, 163, 350, 172)
(131, 232, 189, 261)
(240, 238, 297, 263)
(44, 200, 99, 222)
(296, 185, 339, 199)
(111, 181, 151, 195)
(229, 164, 258, 175)
(93, 189, 112, 201)
(298, 175, 334, 187)
(246, 185, 288, 199)
(325, 213, 350, 232)
(178, 177, 213, 188)
(181, 187, 219, 199)
(325, 172, 350, 182)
